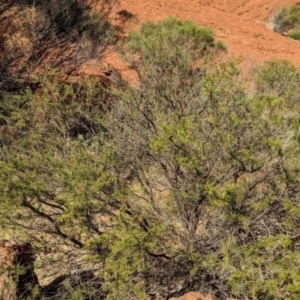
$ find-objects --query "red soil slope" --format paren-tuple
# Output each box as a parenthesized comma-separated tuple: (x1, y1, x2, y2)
(213, 0, 298, 20)
(83, 0, 300, 80)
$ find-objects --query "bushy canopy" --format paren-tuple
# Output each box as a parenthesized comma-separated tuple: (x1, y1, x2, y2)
(1, 16, 300, 300)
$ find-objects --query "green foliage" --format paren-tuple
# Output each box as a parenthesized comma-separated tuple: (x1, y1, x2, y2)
(99, 212, 169, 299)
(2, 16, 300, 300)
(0, 70, 119, 262)
(119, 17, 226, 74)
(288, 24, 300, 41)
(114, 20, 300, 297)
(220, 236, 300, 300)
(251, 59, 300, 98)
(268, 5, 300, 40)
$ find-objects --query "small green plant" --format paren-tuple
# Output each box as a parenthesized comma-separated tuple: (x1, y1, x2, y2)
(251, 59, 300, 96)
(288, 24, 300, 40)
(268, 5, 300, 41)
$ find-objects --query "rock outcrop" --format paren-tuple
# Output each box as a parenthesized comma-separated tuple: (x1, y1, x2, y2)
(169, 292, 218, 300)
(147, 291, 238, 300)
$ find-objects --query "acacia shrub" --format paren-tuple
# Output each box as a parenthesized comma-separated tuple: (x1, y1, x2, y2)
(119, 17, 226, 70)
(215, 59, 300, 300)
(2, 16, 300, 300)
(0, 18, 230, 299)
(0, 72, 118, 299)
(106, 18, 300, 299)
(251, 59, 300, 97)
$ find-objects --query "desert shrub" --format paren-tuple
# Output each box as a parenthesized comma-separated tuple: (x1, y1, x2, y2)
(0, 72, 116, 299)
(0, 0, 116, 92)
(268, 4, 300, 39)
(3, 17, 300, 300)
(251, 59, 300, 97)
(0, 18, 229, 299)
(108, 19, 300, 298)
(288, 24, 300, 40)
(219, 235, 300, 300)
(119, 17, 226, 70)
(268, 7, 289, 33)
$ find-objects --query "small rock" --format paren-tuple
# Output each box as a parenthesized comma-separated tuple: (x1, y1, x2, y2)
(169, 291, 210, 300)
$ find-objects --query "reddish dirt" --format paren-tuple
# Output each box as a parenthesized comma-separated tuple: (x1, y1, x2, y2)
(82, 0, 300, 80)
